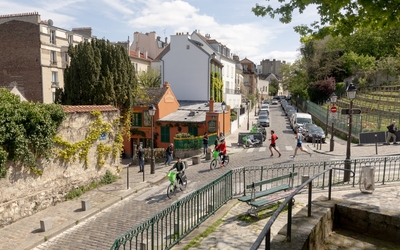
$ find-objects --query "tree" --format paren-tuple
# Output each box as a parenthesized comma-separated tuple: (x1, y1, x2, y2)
(58, 39, 136, 118)
(308, 77, 336, 103)
(280, 60, 310, 99)
(252, 0, 400, 38)
(269, 78, 279, 96)
(136, 67, 161, 88)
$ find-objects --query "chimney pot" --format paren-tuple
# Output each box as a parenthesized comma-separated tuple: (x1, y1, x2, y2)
(209, 99, 215, 112)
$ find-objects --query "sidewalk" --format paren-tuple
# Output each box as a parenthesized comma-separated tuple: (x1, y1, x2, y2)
(1, 107, 399, 250)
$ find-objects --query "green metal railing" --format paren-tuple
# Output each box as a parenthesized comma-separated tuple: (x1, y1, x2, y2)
(110, 171, 232, 250)
(111, 156, 400, 249)
(174, 134, 217, 150)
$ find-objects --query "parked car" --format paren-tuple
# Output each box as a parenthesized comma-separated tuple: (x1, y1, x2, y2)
(258, 104, 270, 115)
(257, 114, 270, 127)
(284, 106, 295, 116)
(287, 109, 297, 124)
(304, 126, 326, 143)
(263, 100, 269, 104)
(292, 113, 313, 132)
(302, 123, 318, 135)
(271, 99, 279, 105)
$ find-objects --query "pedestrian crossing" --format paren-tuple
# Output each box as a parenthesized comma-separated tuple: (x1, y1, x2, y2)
(243, 145, 294, 153)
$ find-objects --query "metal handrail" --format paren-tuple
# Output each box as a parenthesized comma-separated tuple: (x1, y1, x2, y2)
(250, 167, 355, 250)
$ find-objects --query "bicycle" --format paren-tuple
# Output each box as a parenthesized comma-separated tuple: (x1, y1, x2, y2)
(166, 170, 187, 199)
(210, 150, 230, 170)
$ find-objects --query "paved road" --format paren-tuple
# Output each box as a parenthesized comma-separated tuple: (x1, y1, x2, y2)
(31, 104, 338, 249)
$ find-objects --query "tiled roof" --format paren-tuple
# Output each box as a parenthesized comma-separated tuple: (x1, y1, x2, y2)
(63, 105, 118, 113)
(240, 58, 254, 64)
(135, 87, 168, 106)
(129, 50, 153, 61)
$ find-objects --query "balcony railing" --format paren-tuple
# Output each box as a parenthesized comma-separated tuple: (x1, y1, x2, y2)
(225, 88, 241, 95)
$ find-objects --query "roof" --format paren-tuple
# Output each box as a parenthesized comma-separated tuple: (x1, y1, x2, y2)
(129, 50, 153, 61)
(63, 105, 118, 113)
(240, 58, 254, 64)
(158, 109, 206, 123)
(153, 44, 170, 61)
(134, 87, 168, 106)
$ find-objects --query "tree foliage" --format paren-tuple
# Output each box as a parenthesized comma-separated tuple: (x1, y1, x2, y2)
(136, 67, 161, 88)
(252, 0, 400, 38)
(308, 77, 336, 103)
(268, 78, 279, 96)
(0, 89, 66, 178)
(58, 39, 136, 117)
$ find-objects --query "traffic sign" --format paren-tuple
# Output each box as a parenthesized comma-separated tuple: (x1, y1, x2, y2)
(330, 106, 337, 113)
(341, 108, 362, 115)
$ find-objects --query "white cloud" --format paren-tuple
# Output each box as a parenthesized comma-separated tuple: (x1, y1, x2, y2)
(100, 0, 134, 15)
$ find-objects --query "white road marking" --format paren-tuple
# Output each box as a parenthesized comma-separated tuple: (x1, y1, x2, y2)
(285, 146, 293, 151)
(247, 148, 255, 153)
(259, 147, 267, 151)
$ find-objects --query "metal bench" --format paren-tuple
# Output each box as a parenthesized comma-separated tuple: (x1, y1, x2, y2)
(238, 172, 297, 216)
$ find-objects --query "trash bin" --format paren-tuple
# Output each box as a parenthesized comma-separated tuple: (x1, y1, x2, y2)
(359, 166, 375, 193)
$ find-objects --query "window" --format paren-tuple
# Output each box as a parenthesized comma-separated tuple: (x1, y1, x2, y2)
(51, 71, 58, 87)
(50, 30, 56, 44)
(132, 113, 142, 127)
(161, 126, 170, 142)
(68, 34, 73, 44)
(64, 53, 68, 63)
(188, 126, 198, 136)
(50, 51, 57, 65)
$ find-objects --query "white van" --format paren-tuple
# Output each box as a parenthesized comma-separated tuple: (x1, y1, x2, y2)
(292, 113, 312, 131)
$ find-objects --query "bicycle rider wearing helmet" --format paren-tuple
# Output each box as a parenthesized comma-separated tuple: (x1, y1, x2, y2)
(169, 157, 186, 184)
(215, 136, 227, 167)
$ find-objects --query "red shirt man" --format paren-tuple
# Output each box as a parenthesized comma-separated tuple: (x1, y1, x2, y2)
(269, 130, 281, 157)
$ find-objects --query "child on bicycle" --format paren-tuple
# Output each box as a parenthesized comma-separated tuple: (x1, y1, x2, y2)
(215, 137, 227, 167)
(169, 157, 186, 184)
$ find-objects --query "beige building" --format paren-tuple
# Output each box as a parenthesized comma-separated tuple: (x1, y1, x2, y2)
(0, 12, 92, 103)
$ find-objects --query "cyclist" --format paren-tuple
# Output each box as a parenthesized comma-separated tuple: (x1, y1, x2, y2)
(169, 157, 186, 185)
(215, 136, 227, 167)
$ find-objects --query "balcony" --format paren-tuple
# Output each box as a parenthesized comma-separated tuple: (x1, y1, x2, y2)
(50, 60, 58, 66)
(51, 82, 59, 88)
(225, 88, 241, 95)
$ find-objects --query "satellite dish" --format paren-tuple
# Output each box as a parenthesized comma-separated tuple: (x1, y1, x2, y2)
(48, 19, 53, 26)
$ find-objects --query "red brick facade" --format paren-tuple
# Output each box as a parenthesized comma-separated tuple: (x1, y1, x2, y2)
(0, 20, 43, 102)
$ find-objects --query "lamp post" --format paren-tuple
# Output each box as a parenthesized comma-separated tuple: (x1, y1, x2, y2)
(148, 104, 156, 175)
(246, 100, 250, 130)
(221, 101, 226, 136)
(344, 84, 356, 182)
(329, 93, 337, 152)
(297, 94, 299, 112)
(325, 99, 331, 135)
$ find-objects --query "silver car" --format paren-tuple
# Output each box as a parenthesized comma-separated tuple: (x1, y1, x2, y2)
(258, 115, 270, 127)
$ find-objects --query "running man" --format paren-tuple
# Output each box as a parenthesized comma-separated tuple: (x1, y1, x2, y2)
(269, 130, 281, 157)
(290, 128, 312, 159)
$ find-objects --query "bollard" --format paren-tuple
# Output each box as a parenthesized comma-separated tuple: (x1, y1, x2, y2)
(40, 218, 52, 232)
(81, 200, 91, 211)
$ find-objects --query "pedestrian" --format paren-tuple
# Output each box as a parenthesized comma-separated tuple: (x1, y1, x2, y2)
(214, 135, 219, 149)
(269, 130, 281, 157)
(386, 121, 398, 145)
(164, 143, 174, 166)
(202, 132, 209, 155)
(290, 128, 312, 159)
(137, 145, 145, 172)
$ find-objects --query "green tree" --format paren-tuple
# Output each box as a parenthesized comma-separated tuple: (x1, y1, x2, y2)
(58, 39, 136, 118)
(252, 0, 400, 38)
(269, 78, 279, 96)
(136, 67, 161, 88)
(280, 60, 309, 99)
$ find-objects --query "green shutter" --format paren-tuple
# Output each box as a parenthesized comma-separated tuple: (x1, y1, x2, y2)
(161, 126, 170, 142)
(132, 113, 142, 127)
(188, 126, 198, 136)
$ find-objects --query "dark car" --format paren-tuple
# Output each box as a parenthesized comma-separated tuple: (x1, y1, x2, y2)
(302, 123, 318, 135)
(304, 126, 326, 143)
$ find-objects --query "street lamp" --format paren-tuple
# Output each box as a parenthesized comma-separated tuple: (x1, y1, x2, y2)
(344, 84, 356, 182)
(329, 93, 337, 152)
(148, 104, 156, 175)
(297, 94, 299, 112)
(246, 100, 250, 130)
(221, 101, 226, 136)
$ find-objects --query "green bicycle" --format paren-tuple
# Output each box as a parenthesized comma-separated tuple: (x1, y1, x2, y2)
(167, 170, 187, 199)
(210, 149, 230, 170)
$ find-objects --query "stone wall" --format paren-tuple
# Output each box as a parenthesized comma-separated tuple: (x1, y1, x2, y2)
(0, 110, 121, 227)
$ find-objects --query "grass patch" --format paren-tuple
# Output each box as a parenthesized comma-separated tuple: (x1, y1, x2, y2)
(237, 202, 288, 222)
(65, 170, 117, 200)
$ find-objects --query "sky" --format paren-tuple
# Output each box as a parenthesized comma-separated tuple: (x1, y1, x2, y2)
(0, 0, 319, 64)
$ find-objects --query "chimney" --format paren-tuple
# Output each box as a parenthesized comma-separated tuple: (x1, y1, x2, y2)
(165, 37, 168, 44)
(163, 81, 170, 88)
(145, 51, 148, 59)
(209, 99, 214, 112)
(136, 48, 140, 58)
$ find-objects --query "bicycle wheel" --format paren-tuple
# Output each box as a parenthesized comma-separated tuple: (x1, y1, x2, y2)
(179, 179, 187, 191)
(210, 159, 217, 170)
(167, 184, 176, 199)
(223, 155, 230, 167)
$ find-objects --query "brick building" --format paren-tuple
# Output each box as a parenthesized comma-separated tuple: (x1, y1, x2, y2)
(0, 12, 92, 103)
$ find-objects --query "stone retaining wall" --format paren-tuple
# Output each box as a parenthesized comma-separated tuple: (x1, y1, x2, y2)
(0, 110, 120, 228)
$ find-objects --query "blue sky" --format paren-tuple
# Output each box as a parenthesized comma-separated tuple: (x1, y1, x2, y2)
(1, 0, 319, 64)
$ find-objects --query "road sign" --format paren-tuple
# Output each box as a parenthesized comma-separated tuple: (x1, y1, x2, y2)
(341, 108, 362, 115)
(330, 106, 337, 113)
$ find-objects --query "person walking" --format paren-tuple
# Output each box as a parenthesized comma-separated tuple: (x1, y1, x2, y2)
(164, 143, 174, 166)
(290, 128, 312, 159)
(269, 130, 281, 157)
(386, 121, 398, 145)
(202, 132, 209, 155)
(137, 145, 145, 172)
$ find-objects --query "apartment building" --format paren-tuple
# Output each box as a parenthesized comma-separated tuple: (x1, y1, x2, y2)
(0, 12, 92, 103)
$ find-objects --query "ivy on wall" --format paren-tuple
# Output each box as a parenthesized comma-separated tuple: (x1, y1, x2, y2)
(53, 111, 123, 168)
(0, 89, 66, 178)
(210, 72, 223, 102)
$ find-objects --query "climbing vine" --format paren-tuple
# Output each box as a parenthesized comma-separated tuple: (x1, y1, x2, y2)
(210, 72, 223, 102)
(0, 89, 66, 178)
(53, 110, 122, 168)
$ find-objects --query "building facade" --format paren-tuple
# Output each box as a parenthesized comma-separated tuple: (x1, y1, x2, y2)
(0, 12, 92, 103)
(240, 58, 258, 97)
(259, 59, 286, 77)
